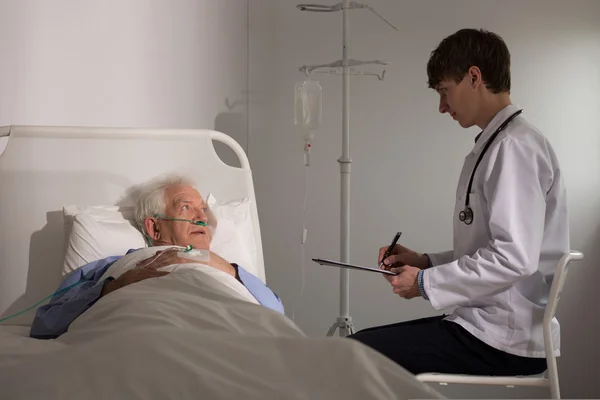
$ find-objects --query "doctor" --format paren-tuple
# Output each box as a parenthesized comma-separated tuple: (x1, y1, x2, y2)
(348, 28, 569, 376)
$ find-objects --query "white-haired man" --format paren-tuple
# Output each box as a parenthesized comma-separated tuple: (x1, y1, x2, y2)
(30, 176, 283, 339)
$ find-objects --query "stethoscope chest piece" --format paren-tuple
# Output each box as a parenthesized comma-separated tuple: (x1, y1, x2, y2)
(459, 207, 473, 225)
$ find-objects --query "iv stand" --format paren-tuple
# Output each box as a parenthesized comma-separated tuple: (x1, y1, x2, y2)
(297, 1, 399, 337)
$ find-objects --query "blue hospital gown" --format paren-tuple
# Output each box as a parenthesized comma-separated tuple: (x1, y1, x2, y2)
(30, 249, 284, 339)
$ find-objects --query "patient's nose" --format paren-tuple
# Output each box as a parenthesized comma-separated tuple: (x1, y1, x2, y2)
(194, 207, 208, 223)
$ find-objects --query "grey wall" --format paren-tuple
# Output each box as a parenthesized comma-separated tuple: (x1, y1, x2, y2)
(0, 0, 598, 398)
(249, 0, 600, 398)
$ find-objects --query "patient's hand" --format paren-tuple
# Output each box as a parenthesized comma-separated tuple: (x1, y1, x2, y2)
(101, 269, 170, 297)
(136, 248, 236, 278)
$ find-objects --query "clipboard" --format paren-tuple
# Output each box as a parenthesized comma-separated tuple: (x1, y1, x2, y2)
(312, 258, 398, 275)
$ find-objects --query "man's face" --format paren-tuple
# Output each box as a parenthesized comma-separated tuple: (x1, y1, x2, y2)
(435, 74, 479, 129)
(145, 184, 211, 249)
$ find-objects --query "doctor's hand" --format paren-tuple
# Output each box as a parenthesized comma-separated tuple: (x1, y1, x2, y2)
(379, 244, 429, 270)
(388, 265, 421, 299)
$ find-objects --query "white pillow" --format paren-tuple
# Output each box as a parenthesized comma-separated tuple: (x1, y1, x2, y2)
(206, 193, 257, 274)
(62, 206, 147, 275)
(61, 194, 258, 276)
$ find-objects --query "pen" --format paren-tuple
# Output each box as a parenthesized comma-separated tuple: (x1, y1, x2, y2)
(380, 231, 402, 269)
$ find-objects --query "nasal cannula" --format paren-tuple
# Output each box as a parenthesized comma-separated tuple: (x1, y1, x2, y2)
(154, 214, 208, 226)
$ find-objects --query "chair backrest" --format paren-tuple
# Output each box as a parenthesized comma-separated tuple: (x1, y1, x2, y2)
(544, 251, 584, 322)
(543, 250, 584, 359)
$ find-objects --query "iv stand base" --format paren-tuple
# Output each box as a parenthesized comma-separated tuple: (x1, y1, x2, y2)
(326, 316, 355, 337)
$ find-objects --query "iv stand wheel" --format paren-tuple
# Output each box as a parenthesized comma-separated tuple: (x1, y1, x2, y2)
(326, 316, 355, 337)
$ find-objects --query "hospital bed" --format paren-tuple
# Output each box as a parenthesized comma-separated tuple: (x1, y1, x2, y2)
(0, 125, 443, 400)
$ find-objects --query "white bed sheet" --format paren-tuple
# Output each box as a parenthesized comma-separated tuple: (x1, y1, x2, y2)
(0, 260, 443, 400)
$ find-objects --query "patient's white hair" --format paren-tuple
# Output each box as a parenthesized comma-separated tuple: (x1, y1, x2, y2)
(134, 174, 198, 242)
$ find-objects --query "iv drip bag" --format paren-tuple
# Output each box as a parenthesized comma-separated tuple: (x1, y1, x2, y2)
(294, 79, 322, 133)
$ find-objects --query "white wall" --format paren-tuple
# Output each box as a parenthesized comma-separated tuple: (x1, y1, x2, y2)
(0, 0, 249, 163)
(249, 0, 600, 398)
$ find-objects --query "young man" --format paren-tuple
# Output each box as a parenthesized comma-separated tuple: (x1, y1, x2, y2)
(348, 29, 569, 376)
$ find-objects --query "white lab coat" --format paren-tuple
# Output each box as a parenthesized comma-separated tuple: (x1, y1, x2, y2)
(423, 104, 570, 358)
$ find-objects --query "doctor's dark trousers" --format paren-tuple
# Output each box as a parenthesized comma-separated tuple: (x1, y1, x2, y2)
(347, 315, 547, 376)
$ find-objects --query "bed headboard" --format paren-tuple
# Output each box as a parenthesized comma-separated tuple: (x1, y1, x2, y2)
(0, 125, 264, 326)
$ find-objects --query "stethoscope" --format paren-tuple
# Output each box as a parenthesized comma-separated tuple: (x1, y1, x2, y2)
(458, 109, 523, 225)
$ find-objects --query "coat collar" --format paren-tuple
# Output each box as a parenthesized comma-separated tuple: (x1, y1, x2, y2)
(472, 104, 521, 154)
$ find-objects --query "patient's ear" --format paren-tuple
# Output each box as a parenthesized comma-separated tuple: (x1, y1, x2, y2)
(144, 217, 160, 240)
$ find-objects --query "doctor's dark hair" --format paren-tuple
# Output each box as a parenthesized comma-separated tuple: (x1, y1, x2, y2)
(426, 28, 511, 93)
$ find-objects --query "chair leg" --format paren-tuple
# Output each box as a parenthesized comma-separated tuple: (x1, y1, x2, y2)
(547, 358, 560, 399)
(549, 376, 560, 399)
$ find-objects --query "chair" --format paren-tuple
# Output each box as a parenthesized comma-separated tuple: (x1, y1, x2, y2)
(416, 250, 584, 400)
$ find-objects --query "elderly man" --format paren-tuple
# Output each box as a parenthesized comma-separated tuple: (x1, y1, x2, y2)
(30, 176, 283, 339)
